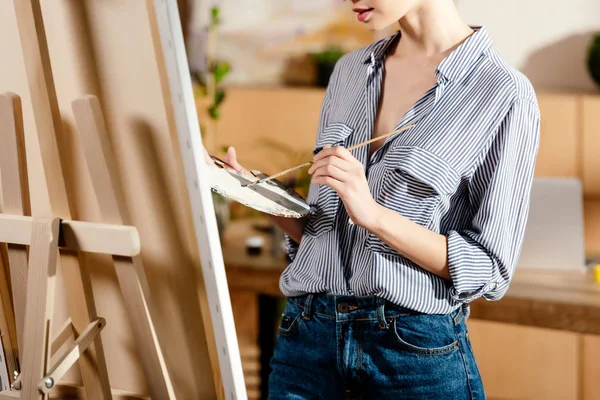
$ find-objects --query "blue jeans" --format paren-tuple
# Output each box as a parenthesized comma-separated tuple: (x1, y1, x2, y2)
(268, 294, 485, 399)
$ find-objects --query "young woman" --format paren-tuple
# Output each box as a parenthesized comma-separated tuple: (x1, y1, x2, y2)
(209, 0, 540, 398)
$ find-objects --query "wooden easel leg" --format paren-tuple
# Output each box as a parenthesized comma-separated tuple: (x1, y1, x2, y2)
(73, 96, 176, 399)
(12, 1, 113, 398)
(20, 217, 60, 400)
(0, 249, 18, 387)
(0, 92, 33, 377)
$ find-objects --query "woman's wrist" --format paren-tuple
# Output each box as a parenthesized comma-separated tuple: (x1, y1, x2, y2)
(360, 202, 389, 235)
(270, 214, 307, 244)
(361, 203, 412, 248)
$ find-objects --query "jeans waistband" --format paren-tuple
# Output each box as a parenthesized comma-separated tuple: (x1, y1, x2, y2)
(289, 293, 464, 327)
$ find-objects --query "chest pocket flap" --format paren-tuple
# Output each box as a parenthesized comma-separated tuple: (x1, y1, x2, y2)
(315, 122, 354, 149)
(384, 146, 460, 196)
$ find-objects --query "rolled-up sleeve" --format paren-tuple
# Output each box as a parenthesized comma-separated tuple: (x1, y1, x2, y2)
(447, 98, 540, 303)
(285, 234, 299, 261)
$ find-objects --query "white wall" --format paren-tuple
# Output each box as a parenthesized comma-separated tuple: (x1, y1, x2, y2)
(189, 0, 600, 90)
(457, 0, 600, 91)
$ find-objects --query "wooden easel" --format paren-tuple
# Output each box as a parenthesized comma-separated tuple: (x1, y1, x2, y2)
(0, 0, 177, 398)
(0, 92, 134, 400)
(0, 0, 251, 397)
(0, 89, 176, 398)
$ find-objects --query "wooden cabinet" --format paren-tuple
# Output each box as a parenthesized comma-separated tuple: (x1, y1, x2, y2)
(584, 335, 600, 400)
(536, 93, 580, 178)
(467, 319, 600, 400)
(585, 201, 600, 256)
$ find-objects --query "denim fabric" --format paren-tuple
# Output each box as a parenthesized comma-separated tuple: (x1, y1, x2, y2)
(268, 294, 485, 399)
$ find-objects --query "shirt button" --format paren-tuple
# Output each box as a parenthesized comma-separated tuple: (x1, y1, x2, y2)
(337, 303, 350, 313)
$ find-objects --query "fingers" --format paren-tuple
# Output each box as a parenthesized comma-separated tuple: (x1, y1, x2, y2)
(308, 154, 351, 175)
(313, 145, 356, 163)
(311, 163, 347, 182)
(224, 146, 250, 175)
(204, 145, 251, 176)
(311, 174, 343, 192)
(224, 146, 240, 170)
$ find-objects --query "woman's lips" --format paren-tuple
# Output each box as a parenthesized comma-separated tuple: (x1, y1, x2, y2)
(353, 8, 374, 23)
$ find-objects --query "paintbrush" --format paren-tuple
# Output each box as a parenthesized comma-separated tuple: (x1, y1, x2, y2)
(242, 124, 415, 188)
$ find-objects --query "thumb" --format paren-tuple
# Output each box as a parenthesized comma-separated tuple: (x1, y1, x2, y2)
(225, 146, 244, 172)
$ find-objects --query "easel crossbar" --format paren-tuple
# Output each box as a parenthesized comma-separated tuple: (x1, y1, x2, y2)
(0, 215, 140, 257)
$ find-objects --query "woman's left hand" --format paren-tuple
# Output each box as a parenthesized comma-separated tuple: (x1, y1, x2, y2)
(308, 145, 379, 229)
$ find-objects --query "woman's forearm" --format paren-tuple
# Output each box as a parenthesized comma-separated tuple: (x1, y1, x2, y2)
(269, 215, 307, 244)
(365, 204, 450, 280)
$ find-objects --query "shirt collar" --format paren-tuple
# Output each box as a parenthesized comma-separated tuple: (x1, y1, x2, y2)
(363, 30, 402, 66)
(363, 26, 493, 83)
(436, 26, 492, 83)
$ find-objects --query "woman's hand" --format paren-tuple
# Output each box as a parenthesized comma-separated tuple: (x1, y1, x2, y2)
(204, 145, 307, 242)
(203, 146, 250, 175)
(308, 145, 379, 229)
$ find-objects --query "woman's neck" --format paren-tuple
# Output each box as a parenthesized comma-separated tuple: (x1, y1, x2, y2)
(393, 0, 474, 58)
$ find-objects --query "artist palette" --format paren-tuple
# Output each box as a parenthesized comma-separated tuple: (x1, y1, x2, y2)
(207, 156, 310, 218)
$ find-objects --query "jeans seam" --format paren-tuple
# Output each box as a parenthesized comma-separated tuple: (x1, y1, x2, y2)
(336, 323, 348, 384)
(465, 331, 483, 383)
(357, 325, 363, 375)
(453, 308, 465, 324)
(453, 318, 474, 400)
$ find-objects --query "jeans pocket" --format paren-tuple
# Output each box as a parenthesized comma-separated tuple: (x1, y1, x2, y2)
(389, 314, 460, 356)
(278, 300, 304, 337)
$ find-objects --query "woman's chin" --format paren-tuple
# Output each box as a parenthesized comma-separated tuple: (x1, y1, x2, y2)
(361, 20, 392, 33)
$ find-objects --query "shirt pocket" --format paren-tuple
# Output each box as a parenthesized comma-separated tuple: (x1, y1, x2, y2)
(304, 122, 354, 237)
(367, 147, 460, 253)
(315, 122, 353, 148)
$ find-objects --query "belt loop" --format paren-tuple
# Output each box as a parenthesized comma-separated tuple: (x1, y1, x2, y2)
(303, 294, 314, 320)
(453, 305, 466, 325)
(376, 297, 387, 329)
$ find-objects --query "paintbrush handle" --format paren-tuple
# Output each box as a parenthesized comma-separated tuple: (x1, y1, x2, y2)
(254, 160, 314, 184)
(246, 123, 415, 187)
(347, 124, 413, 151)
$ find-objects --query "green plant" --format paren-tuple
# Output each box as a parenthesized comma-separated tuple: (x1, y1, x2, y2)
(311, 45, 345, 87)
(191, 5, 231, 150)
(588, 33, 600, 88)
(311, 45, 345, 66)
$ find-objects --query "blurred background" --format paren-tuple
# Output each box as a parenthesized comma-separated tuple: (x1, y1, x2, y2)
(180, 1, 600, 399)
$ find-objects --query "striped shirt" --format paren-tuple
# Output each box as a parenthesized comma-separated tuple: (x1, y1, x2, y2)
(280, 26, 541, 315)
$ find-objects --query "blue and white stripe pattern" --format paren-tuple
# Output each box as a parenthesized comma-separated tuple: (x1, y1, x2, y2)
(280, 27, 541, 315)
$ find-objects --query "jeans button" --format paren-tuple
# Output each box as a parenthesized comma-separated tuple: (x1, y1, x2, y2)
(337, 303, 349, 313)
